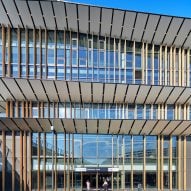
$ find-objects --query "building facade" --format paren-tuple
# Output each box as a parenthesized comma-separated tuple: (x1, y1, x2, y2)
(1, 0, 191, 190)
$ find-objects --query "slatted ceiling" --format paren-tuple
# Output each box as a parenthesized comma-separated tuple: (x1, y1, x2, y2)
(0, 1, 10, 26)
(104, 84, 115, 103)
(40, 1, 55, 30)
(153, 16, 172, 44)
(98, 120, 109, 134)
(42, 80, 58, 101)
(3, 78, 25, 100)
(0, 120, 9, 131)
(0, 79, 14, 100)
(176, 88, 191, 104)
(53, 2, 67, 30)
(55, 81, 69, 102)
(68, 82, 80, 102)
(140, 120, 158, 135)
(87, 120, 97, 134)
(15, 1, 33, 28)
(30, 80, 47, 101)
(37, 118, 51, 132)
(100, 8, 113, 36)
(2, 1, 191, 49)
(63, 119, 75, 133)
(114, 84, 127, 103)
(111, 10, 124, 37)
(78, 5, 89, 33)
(163, 17, 184, 46)
(53, 119, 64, 132)
(166, 87, 184, 104)
(171, 121, 190, 135)
(185, 95, 191, 104)
(174, 19, 191, 47)
(25, 118, 42, 131)
(150, 120, 169, 135)
(75, 119, 86, 133)
(0, 102, 6, 109)
(0, 108, 5, 113)
(120, 120, 134, 134)
(1, 118, 19, 131)
(122, 11, 136, 40)
(109, 120, 121, 134)
(162, 120, 181, 135)
(0, 102, 5, 112)
(65, 3, 77, 31)
(81, 82, 91, 102)
(181, 125, 191, 136)
(13, 119, 30, 131)
(125, 85, 139, 103)
(90, 6, 100, 34)
(0, 95, 4, 101)
(132, 13, 148, 42)
(143, 15, 160, 43)
(135, 86, 150, 103)
(155, 86, 173, 104)
(3, 0, 22, 27)
(130, 120, 145, 134)
(145, 86, 162, 104)
(16, 79, 36, 101)
(183, 31, 191, 49)
(28, 1, 45, 28)
(93, 83, 103, 103)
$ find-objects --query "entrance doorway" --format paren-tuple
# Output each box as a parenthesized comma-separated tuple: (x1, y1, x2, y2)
(83, 172, 112, 190)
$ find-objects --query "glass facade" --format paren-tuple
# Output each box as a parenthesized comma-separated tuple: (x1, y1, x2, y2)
(0, 10, 191, 191)
(30, 133, 179, 190)
(0, 28, 191, 86)
(8, 101, 191, 120)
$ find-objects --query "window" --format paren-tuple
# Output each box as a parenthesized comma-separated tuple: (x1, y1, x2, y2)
(135, 70, 142, 83)
(128, 104, 135, 119)
(167, 105, 174, 120)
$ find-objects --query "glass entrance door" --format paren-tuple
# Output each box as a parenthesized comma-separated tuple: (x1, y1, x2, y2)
(83, 173, 97, 190)
(82, 172, 112, 191)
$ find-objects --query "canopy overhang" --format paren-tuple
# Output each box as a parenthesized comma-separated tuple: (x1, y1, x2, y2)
(0, 78, 191, 105)
(0, 1, 191, 48)
(0, 118, 191, 136)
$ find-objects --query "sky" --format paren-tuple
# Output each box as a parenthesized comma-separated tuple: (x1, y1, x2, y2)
(66, 0, 191, 18)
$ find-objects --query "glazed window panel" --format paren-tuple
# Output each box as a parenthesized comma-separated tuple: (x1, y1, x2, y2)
(133, 136, 144, 162)
(47, 48, 54, 64)
(29, 65, 34, 78)
(126, 52, 133, 68)
(29, 47, 34, 64)
(82, 135, 97, 158)
(167, 105, 174, 120)
(126, 69, 133, 83)
(72, 67, 78, 80)
(135, 53, 141, 68)
(97, 135, 112, 158)
(72, 49, 78, 66)
(79, 49, 87, 66)
(153, 105, 158, 119)
(11, 46, 18, 63)
(57, 49, 65, 65)
(146, 136, 157, 159)
(137, 105, 143, 119)
(110, 51, 114, 67)
(32, 102, 38, 118)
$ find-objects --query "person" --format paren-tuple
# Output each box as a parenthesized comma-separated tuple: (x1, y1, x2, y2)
(103, 180, 108, 191)
(86, 180, 90, 191)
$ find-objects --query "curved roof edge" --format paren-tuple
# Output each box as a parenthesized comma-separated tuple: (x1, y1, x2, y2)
(0, 0, 191, 48)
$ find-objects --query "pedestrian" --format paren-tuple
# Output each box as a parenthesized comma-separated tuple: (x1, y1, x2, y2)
(86, 180, 90, 191)
(103, 179, 108, 191)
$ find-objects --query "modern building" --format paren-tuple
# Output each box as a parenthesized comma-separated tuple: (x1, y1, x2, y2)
(1, 0, 191, 190)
